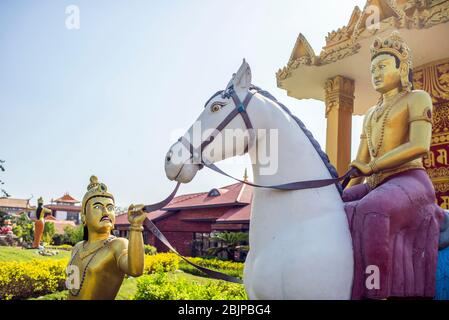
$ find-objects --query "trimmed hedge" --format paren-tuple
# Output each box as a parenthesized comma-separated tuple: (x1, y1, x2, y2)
(179, 257, 244, 279)
(0, 251, 242, 300)
(0, 259, 68, 300)
(143, 253, 180, 274)
(134, 272, 247, 300)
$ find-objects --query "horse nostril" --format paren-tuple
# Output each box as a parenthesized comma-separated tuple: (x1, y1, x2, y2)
(166, 150, 173, 163)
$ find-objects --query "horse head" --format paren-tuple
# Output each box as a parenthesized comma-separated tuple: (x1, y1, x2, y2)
(165, 59, 261, 183)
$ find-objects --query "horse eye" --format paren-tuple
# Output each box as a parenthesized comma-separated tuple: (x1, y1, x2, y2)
(210, 103, 224, 113)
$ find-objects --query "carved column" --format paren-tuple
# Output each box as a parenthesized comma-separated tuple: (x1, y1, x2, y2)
(324, 75, 355, 176)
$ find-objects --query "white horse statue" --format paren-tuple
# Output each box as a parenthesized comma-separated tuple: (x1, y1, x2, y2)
(164, 60, 354, 299)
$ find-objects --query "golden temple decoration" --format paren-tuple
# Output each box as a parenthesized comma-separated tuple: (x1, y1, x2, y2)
(324, 76, 355, 117)
(414, 57, 449, 208)
(276, 0, 449, 84)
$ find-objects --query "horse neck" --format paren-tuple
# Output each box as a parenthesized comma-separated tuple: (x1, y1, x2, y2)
(248, 96, 333, 187)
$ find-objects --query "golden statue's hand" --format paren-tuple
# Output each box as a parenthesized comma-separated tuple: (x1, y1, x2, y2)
(127, 204, 147, 226)
(350, 160, 373, 177)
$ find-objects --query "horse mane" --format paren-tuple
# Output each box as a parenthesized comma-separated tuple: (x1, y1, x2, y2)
(250, 85, 342, 193)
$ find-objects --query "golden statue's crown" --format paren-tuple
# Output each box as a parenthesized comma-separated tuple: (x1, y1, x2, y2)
(81, 175, 114, 213)
(370, 31, 412, 68)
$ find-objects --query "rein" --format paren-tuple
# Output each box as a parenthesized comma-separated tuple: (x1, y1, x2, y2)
(141, 88, 358, 284)
(142, 181, 244, 284)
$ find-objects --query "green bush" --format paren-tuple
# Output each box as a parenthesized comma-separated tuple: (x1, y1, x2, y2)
(51, 233, 64, 245)
(179, 257, 244, 279)
(12, 213, 34, 243)
(0, 259, 68, 300)
(144, 244, 157, 255)
(62, 225, 84, 245)
(144, 253, 179, 274)
(134, 271, 247, 300)
(43, 222, 55, 245)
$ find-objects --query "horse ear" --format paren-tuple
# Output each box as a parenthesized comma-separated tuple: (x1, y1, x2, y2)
(232, 59, 252, 91)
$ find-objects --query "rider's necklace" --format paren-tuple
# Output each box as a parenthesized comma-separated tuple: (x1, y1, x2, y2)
(367, 91, 407, 157)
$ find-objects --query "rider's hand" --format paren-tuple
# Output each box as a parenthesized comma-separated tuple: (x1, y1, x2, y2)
(127, 204, 147, 226)
(349, 160, 373, 177)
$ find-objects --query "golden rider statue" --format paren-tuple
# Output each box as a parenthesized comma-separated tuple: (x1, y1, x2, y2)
(66, 175, 146, 300)
(342, 31, 445, 299)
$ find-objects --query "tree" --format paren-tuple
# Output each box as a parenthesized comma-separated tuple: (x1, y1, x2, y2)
(0, 159, 9, 197)
(208, 232, 249, 261)
(63, 224, 84, 245)
(43, 221, 55, 245)
(12, 213, 34, 243)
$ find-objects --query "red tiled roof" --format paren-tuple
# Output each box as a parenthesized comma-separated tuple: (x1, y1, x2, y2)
(216, 205, 251, 223)
(115, 182, 253, 227)
(53, 193, 80, 203)
(164, 183, 252, 210)
(115, 210, 174, 226)
(45, 205, 81, 212)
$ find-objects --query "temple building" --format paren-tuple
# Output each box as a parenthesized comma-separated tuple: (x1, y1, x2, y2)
(0, 197, 34, 216)
(115, 181, 252, 257)
(44, 193, 82, 224)
(277, 0, 449, 208)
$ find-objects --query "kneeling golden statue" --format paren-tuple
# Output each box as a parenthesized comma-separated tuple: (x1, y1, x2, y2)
(66, 175, 146, 300)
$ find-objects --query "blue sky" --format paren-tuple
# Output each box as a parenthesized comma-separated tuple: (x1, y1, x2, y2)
(1, 0, 366, 207)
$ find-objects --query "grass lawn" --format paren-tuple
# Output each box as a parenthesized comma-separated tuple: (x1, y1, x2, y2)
(29, 277, 139, 300)
(0, 246, 71, 262)
(29, 271, 225, 300)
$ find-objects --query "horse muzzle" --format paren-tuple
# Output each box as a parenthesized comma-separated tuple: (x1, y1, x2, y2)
(165, 142, 201, 183)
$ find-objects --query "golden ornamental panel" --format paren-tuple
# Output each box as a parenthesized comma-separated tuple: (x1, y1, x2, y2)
(417, 58, 449, 209)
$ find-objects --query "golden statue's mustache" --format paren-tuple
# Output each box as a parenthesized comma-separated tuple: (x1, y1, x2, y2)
(100, 216, 112, 222)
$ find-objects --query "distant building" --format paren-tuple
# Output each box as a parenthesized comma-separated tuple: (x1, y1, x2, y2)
(0, 197, 34, 216)
(45, 193, 82, 224)
(115, 182, 252, 257)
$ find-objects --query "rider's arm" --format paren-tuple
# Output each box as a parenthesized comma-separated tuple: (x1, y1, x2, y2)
(368, 91, 433, 173)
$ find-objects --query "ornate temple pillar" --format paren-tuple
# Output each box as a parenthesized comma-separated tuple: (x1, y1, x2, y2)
(324, 75, 355, 176)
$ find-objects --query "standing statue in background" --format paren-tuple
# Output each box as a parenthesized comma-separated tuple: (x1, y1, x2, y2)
(343, 31, 445, 299)
(66, 175, 146, 300)
(32, 197, 51, 248)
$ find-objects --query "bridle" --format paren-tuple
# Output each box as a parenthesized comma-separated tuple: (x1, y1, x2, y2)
(141, 86, 358, 284)
(177, 87, 255, 168)
(176, 86, 357, 191)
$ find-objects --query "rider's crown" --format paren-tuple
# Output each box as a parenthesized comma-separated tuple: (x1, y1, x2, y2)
(370, 31, 412, 69)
